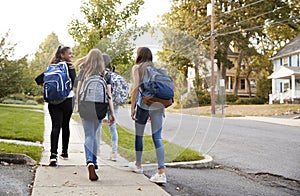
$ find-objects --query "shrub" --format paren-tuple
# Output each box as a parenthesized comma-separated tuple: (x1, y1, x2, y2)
(181, 91, 211, 108)
(34, 96, 44, 104)
(6, 93, 29, 101)
(182, 91, 199, 108)
(226, 94, 239, 103)
(198, 93, 211, 105)
(234, 97, 266, 105)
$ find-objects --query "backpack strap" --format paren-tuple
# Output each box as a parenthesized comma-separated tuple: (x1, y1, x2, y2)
(138, 62, 154, 83)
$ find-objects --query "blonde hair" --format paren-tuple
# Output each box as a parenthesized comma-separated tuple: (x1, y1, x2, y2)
(74, 56, 87, 68)
(81, 49, 105, 80)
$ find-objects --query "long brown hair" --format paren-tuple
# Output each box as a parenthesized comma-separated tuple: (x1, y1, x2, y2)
(135, 47, 154, 81)
(81, 49, 105, 81)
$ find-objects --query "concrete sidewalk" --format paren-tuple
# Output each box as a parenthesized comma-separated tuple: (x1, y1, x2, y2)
(32, 105, 169, 196)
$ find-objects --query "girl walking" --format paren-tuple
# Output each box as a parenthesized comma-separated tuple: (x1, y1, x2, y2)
(76, 49, 115, 181)
(129, 47, 167, 184)
(35, 46, 76, 166)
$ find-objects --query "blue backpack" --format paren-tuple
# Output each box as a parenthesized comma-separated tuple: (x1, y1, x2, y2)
(43, 62, 71, 104)
(139, 65, 174, 108)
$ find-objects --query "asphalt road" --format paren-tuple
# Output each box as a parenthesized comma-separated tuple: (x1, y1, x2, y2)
(0, 164, 35, 196)
(117, 107, 300, 195)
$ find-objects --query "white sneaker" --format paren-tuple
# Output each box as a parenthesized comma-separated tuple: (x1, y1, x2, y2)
(110, 152, 117, 161)
(149, 172, 167, 184)
(128, 162, 143, 174)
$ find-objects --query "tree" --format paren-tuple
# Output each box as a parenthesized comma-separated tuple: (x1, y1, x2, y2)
(161, 0, 300, 97)
(26, 32, 61, 96)
(68, 0, 148, 75)
(0, 31, 29, 97)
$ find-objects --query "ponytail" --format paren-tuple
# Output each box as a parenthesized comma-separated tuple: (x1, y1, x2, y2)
(50, 46, 71, 64)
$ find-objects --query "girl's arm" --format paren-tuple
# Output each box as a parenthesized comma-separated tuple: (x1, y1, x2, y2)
(107, 84, 115, 125)
(131, 65, 140, 121)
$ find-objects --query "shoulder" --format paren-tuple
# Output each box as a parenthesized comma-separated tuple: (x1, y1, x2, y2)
(132, 64, 140, 73)
(132, 64, 139, 69)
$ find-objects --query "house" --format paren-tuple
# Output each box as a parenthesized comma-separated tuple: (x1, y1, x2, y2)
(187, 45, 257, 97)
(225, 47, 257, 97)
(268, 33, 300, 104)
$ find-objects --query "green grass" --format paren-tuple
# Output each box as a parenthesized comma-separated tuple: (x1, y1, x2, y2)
(101, 124, 204, 163)
(0, 103, 44, 110)
(0, 142, 42, 162)
(72, 111, 204, 163)
(0, 104, 44, 143)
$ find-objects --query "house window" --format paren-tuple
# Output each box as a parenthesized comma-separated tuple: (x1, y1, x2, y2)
(283, 82, 290, 92)
(283, 57, 288, 66)
(240, 79, 245, 90)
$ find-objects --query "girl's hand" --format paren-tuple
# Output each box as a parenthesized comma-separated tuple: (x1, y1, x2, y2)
(131, 108, 137, 121)
(109, 115, 115, 125)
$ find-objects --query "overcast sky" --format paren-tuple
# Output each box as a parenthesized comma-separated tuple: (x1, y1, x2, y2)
(0, 0, 171, 58)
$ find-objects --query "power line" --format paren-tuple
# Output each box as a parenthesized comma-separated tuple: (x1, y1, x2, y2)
(216, 16, 300, 37)
(218, 0, 265, 16)
(216, 5, 289, 34)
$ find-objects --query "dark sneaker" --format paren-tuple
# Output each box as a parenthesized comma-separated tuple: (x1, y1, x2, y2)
(49, 154, 57, 167)
(59, 153, 68, 160)
(95, 165, 98, 171)
(87, 162, 98, 181)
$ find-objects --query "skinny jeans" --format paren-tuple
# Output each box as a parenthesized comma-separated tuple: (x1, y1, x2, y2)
(135, 105, 165, 169)
(81, 117, 102, 165)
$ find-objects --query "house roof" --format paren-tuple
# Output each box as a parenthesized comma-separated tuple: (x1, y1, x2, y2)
(271, 33, 300, 60)
(268, 66, 300, 79)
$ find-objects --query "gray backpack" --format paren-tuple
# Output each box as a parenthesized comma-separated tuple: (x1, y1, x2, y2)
(78, 74, 109, 120)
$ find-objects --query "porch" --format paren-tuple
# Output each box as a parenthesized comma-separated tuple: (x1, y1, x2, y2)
(268, 66, 300, 104)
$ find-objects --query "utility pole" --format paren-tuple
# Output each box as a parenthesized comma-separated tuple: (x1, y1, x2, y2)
(209, 0, 216, 114)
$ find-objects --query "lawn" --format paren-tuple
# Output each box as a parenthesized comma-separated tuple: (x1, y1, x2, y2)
(0, 104, 44, 142)
(0, 104, 44, 162)
(0, 142, 43, 162)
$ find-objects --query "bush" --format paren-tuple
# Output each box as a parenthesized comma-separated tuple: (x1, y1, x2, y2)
(198, 93, 211, 105)
(234, 97, 266, 105)
(181, 91, 211, 108)
(6, 93, 33, 101)
(226, 94, 239, 103)
(182, 91, 199, 108)
(34, 96, 44, 104)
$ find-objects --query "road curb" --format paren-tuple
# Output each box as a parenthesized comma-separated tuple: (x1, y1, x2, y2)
(0, 153, 37, 166)
(165, 154, 214, 169)
(141, 154, 214, 169)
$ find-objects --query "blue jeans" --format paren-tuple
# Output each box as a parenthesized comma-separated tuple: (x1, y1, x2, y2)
(107, 104, 119, 153)
(94, 104, 118, 157)
(81, 117, 102, 165)
(135, 106, 165, 169)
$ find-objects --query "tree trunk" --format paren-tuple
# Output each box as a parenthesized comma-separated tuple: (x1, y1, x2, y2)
(246, 77, 252, 97)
